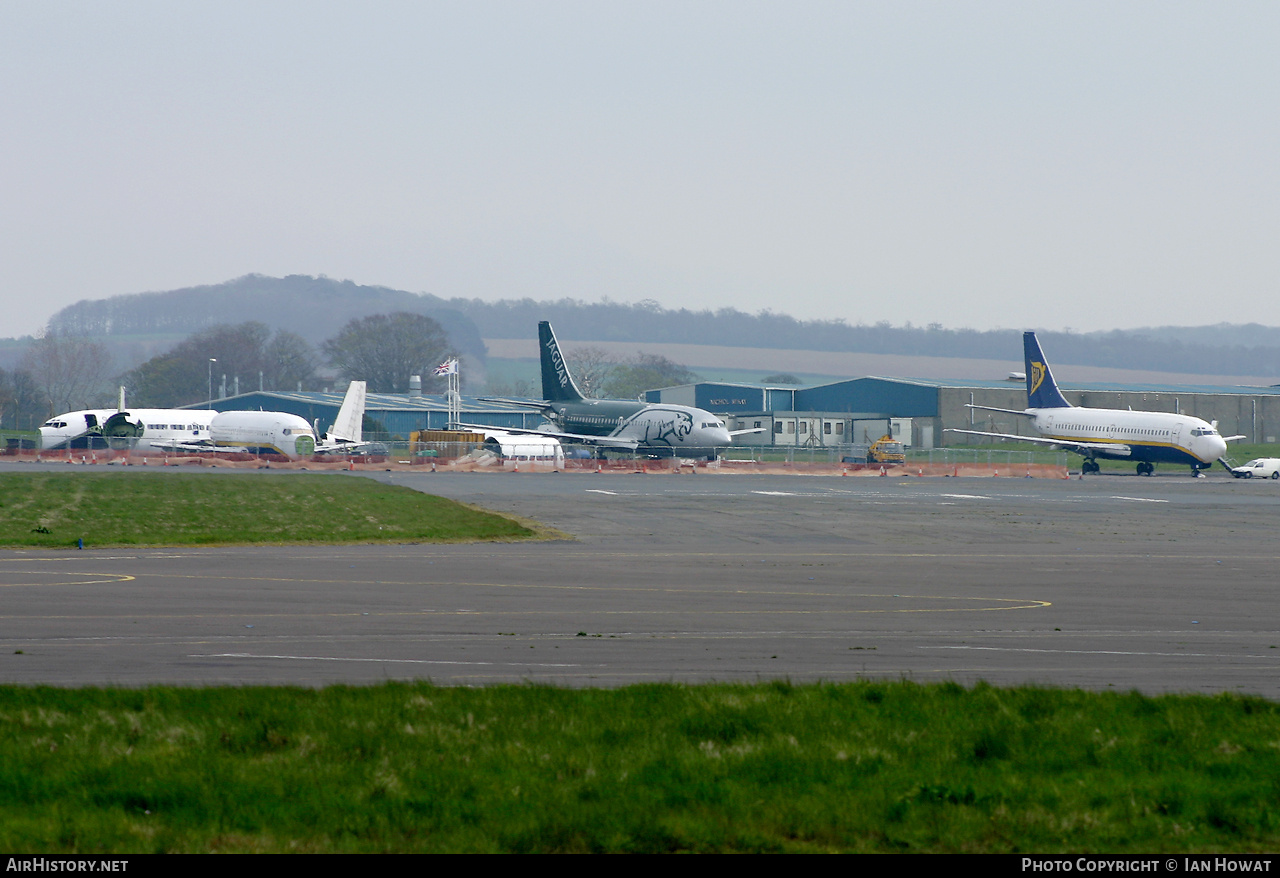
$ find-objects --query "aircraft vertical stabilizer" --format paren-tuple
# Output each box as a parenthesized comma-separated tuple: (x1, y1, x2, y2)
(329, 380, 367, 442)
(1024, 332, 1071, 409)
(539, 322, 586, 403)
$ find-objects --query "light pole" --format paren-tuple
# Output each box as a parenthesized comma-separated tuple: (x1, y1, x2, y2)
(208, 359, 217, 408)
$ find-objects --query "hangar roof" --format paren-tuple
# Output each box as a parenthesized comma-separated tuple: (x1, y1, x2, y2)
(182, 391, 545, 435)
(650, 375, 1280, 396)
(643, 374, 1280, 422)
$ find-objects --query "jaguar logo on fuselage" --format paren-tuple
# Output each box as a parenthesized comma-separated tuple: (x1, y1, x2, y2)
(639, 410, 695, 446)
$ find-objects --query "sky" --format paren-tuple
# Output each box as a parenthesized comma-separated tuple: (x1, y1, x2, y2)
(2, 1, 1278, 339)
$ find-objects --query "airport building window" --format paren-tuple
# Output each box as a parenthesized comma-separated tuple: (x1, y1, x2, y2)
(775, 422, 783, 434)
(823, 422, 831, 435)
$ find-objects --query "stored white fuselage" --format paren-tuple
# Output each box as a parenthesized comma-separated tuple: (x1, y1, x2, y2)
(205, 410, 318, 458)
(40, 408, 318, 459)
(40, 409, 217, 452)
(479, 429, 565, 468)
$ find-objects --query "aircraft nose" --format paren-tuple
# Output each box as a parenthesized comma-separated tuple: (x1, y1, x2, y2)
(1195, 435, 1227, 463)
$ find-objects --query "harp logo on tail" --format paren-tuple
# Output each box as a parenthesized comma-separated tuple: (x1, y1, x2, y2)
(1030, 360, 1046, 396)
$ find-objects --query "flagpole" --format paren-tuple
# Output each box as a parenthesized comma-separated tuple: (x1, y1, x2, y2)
(436, 358, 461, 429)
(449, 365, 460, 429)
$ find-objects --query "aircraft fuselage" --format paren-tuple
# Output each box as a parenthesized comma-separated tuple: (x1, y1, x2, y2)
(40, 409, 217, 452)
(1033, 407, 1227, 467)
(548, 398, 732, 449)
(40, 408, 317, 459)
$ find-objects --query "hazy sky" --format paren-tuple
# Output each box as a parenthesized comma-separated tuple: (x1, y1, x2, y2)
(3, 1, 1277, 339)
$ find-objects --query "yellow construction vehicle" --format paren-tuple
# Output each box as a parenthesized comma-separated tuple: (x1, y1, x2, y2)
(867, 434, 906, 465)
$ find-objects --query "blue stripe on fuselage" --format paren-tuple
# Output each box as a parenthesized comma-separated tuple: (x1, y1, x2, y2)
(1041, 435, 1204, 466)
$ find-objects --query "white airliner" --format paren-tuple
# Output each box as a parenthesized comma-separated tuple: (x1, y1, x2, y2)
(946, 332, 1242, 476)
(39, 381, 369, 461)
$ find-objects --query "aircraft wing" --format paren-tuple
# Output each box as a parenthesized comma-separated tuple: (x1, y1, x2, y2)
(152, 440, 245, 454)
(313, 439, 383, 455)
(728, 427, 768, 437)
(944, 428, 1131, 457)
(455, 422, 639, 450)
(474, 397, 552, 411)
(965, 404, 1035, 418)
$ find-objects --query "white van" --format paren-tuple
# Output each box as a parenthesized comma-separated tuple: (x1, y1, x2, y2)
(1230, 458, 1280, 479)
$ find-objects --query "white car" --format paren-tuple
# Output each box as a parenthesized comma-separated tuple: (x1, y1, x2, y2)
(1230, 458, 1280, 479)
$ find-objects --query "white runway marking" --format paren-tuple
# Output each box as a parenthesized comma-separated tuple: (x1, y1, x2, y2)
(194, 652, 580, 667)
(1110, 496, 1169, 503)
(922, 646, 1268, 659)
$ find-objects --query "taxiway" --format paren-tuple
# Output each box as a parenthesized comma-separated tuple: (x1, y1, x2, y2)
(2, 468, 1278, 694)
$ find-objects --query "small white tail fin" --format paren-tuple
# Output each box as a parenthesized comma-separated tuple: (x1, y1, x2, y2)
(329, 381, 366, 442)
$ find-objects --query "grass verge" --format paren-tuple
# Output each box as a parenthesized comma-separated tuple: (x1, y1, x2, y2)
(0, 472, 548, 547)
(1, 680, 1277, 853)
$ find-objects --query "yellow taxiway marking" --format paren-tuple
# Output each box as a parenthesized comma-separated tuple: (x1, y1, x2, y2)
(0, 597, 1050, 621)
(11, 566, 1050, 609)
(192, 653, 580, 667)
(0, 571, 136, 587)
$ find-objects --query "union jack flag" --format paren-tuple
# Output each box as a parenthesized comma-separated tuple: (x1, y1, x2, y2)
(434, 358, 459, 376)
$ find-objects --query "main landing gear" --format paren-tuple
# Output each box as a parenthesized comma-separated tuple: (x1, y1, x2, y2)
(1081, 459, 1101, 475)
(1136, 461, 1154, 477)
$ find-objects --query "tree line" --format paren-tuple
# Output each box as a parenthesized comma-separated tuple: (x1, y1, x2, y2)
(41, 275, 1280, 378)
(16, 275, 1280, 423)
(11, 312, 460, 418)
(453, 297, 1280, 378)
(488, 347, 700, 401)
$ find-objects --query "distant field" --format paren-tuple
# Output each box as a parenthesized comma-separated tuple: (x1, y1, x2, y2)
(485, 355, 839, 390)
(2, 680, 1278, 853)
(484, 338, 1278, 387)
(0, 472, 543, 548)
